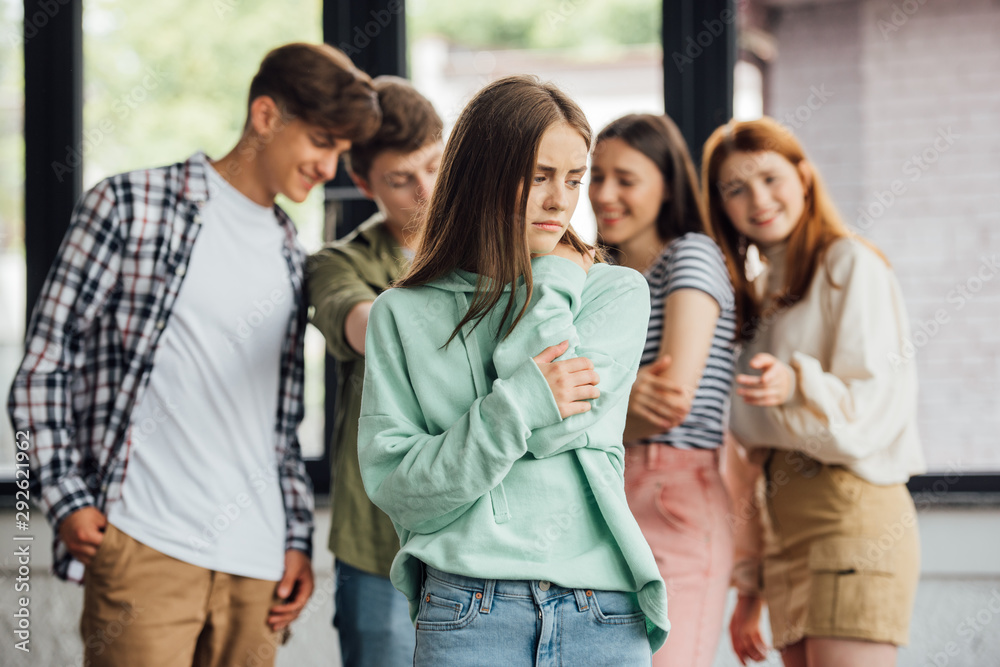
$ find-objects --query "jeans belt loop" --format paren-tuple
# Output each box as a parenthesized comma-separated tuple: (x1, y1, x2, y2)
(479, 579, 495, 614)
(646, 442, 660, 469)
(573, 587, 590, 612)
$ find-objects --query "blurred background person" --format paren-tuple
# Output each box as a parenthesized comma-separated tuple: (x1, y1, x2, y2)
(308, 76, 444, 667)
(590, 113, 738, 667)
(704, 117, 925, 667)
(7, 43, 380, 667)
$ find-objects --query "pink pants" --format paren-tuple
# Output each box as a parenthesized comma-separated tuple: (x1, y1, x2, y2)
(625, 444, 734, 667)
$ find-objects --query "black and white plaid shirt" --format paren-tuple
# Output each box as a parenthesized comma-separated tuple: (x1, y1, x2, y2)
(7, 152, 313, 581)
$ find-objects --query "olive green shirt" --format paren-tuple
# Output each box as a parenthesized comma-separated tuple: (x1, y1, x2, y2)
(307, 213, 409, 577)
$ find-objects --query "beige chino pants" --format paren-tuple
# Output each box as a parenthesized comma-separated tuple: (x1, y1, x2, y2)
(81, 524, 282, 667)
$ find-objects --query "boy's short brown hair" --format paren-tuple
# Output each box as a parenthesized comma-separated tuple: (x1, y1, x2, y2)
(346, 76, 444, 180)
(248, 43, 381, 142)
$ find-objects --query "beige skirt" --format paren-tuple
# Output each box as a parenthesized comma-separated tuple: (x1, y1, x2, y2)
(760, 450, 920, 649)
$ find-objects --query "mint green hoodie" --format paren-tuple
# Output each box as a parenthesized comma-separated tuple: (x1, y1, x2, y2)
(358, 255, 670, 650)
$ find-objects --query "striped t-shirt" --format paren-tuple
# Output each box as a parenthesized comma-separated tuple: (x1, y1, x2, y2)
(639, 232, 737, 450)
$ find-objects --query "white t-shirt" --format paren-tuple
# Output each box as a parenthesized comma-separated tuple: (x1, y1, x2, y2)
(108, 161, 294, 580)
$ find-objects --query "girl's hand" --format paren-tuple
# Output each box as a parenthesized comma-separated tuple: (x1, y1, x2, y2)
(533, 340, 600, 418)
(537, 242, 595, 274)
(735, 353, 795, 406)
(627, 356, 691, 430)
(729, 593, 769, 665)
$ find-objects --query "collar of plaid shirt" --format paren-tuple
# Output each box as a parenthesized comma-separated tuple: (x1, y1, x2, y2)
(7, 152, 314, 582)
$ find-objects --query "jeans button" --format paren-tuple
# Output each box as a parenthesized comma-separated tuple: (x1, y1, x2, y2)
(538, 581, 551, 591)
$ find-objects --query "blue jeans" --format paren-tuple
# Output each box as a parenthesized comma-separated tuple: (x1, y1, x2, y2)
(334, 560, 415, 667)
(414, 566, 652, 666)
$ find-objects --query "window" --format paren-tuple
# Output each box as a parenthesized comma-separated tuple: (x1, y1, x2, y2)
(734, 60, 763, 121)
(408, 0, 664, 243)
(0, 0, 25, 477)
(82, 0, 327, 457)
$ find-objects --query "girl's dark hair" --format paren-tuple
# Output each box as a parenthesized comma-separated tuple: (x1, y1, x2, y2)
(593, 113, 707, 258)
(248, 43, 381, 142)
(396, 74, 597, 342)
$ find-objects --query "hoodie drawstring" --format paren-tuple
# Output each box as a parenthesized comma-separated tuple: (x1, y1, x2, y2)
(454, 292, 511, 524)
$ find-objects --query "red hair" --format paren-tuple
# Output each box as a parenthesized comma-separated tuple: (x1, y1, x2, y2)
(701, 117, 883, 340)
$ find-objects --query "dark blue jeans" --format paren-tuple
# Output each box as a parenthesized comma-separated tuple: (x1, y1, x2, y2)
(333, 560, 415, 667)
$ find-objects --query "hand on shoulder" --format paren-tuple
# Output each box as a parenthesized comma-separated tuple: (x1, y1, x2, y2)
(533, 340, 600, 418)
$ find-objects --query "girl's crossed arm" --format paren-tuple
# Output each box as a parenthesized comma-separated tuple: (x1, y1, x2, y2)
(494, 255, 652, 459)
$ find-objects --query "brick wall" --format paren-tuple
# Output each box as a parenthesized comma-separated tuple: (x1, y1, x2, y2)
(765, 0, 1000, 472)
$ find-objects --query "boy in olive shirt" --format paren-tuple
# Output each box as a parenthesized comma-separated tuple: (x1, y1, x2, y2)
(307, 76, 443, 667)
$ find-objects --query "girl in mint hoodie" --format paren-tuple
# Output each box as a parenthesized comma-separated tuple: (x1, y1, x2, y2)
(358, 75, 670, 666)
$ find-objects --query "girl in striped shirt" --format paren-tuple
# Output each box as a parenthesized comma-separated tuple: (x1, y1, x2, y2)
(589, 113, 738, 667)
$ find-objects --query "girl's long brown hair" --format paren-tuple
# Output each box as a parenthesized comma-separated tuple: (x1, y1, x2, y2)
(396, 75, 596, 343)
(701, 117, 882, 340)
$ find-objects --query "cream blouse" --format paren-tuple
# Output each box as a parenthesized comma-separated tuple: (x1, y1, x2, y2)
(729, 237, 926, 485)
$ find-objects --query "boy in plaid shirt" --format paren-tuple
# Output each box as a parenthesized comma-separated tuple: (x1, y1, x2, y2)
(8, 43, 380, 666)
